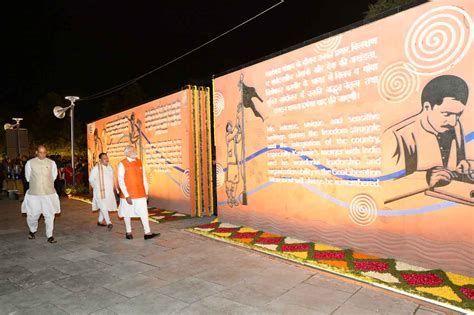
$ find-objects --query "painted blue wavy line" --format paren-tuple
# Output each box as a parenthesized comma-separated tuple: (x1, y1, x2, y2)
(377, 201, 456, 216)
(218, 180, 457, 217)
(466, 131, 474, 143)
(140, 130, 186, 173)
(223, 132, 474, 182)
(165, 172, 181, 186)
(300, 183, 349, 208)
(301, 183, 456, 217)
(223, 145, 405, 181)
(217, 181, 273, 206)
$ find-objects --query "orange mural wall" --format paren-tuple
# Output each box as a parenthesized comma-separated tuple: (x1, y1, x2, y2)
(87, 86, 213, 216)
(213, 0, 474, 276)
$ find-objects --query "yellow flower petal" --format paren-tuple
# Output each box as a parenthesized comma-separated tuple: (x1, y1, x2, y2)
(314, 244, 341, 251)
(416, 286, 462, 303)
(446, 272, 474, 286)
(288, 251, 308, 259)
(212, 232, 232, 237)
(238, 227, 258, 233)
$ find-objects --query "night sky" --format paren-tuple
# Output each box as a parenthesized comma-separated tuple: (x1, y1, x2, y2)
(1, 0, 378, 129)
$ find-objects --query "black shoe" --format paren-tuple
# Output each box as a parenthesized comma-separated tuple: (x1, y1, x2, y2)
(125, 233, 133, 240)
(107, 224, 113, 231)
(144, 233, 160, 240)
(28, 232, 36, 239)
(47, 237, 57, 244)
(97, 222, 107, 227)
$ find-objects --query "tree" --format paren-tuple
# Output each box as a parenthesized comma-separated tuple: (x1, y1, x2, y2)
(366, 0, 413, 18)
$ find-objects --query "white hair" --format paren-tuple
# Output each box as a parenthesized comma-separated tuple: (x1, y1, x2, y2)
(124, 145, 134, 156)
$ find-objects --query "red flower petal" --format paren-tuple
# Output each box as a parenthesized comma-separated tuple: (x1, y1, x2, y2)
(281, 244, 311, 252)
(354, 261, 389, 272)
(400, 273, 444, 286)
(314, 251, 346, 260)
(256, 237, 282, 245)
(213, 227, 239, 233)
(233, 232, 258, 239)
(197, 223, 219, 229)
(460, 287, 474, 300)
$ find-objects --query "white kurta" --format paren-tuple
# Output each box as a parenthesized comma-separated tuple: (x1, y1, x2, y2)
(117, 158, 149, 218)
(89, 163, 118, 212)
(21, 159, 61, 216)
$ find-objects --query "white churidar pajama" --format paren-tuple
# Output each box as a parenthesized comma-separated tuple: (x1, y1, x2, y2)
(117, 158, 150, 234)
(89, 163, 118, 225)
(21, 158, 60, 238)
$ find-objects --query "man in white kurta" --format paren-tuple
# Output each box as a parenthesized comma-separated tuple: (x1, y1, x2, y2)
(89, 153, 117, 231)
(21, 145, 60, 243)
(118, 145, 159, 240)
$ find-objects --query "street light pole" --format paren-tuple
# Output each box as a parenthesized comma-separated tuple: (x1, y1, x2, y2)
(12, 118, 23, 158)
(53, 96, 79, 186)
(70, 102, 75, 186)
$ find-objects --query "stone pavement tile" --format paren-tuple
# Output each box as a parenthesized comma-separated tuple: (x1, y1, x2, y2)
(161, 243, 218, 260)
(232, 253, 285, 272)
(15, 302, 69, 315)
(107, 290, 188, 314)
(60, 248, 106, 262)
(104, 273, 169, 298)
(0, 231, 28, 242)
(218, 285, 280, 307)
(57, 240, 103, 253)
(137, 250, 189, 267)
(124, 243, 171, 257)
(143, 261, 208, 283)
(0, 279, 22, 296)
(20, 244, 74, 259)
(304, 273, 362, 294)
(54, 270, 121, 293)
(105, 261, 158, 279)
(228, 275, 290, 298)
(155, 237, 199, 249)
(263, 299, 327, 315)
(194, 265, 262, 287)
(91, 308, 119, 315)
(91, 243, 138, 254)
(271, 282, 353, 313)
(53, 258, 110, 276)
(0, 282, 72, 308)
(0, 265, 32, 281)
(52, 287, 129, 314)
(177, 296, 261, 315)
(415, 307, 446, 315)
(333, 304, 384, 315)
(0, 256, 45, 271)
(10, 267, 70, 289)
(94, 252, 143, 266)
(0, 303, 20, 314)
(334, 287, 418, 315)
(239, 265, 315, 292)
(15, 256, 72, 273)
(0, 229, 23, 235)
(156, 277, 225, 304)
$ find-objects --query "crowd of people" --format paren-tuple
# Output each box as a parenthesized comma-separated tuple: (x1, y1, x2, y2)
(0, 153, 89, 197)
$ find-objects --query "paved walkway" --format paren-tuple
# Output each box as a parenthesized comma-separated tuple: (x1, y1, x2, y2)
(0, 197, 457, 314)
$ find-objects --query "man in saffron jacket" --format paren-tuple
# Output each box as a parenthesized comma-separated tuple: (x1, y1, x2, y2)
(117, 145, 159, 240)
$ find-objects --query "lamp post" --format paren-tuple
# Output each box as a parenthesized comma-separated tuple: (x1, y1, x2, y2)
(53, 96, 80, 185)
